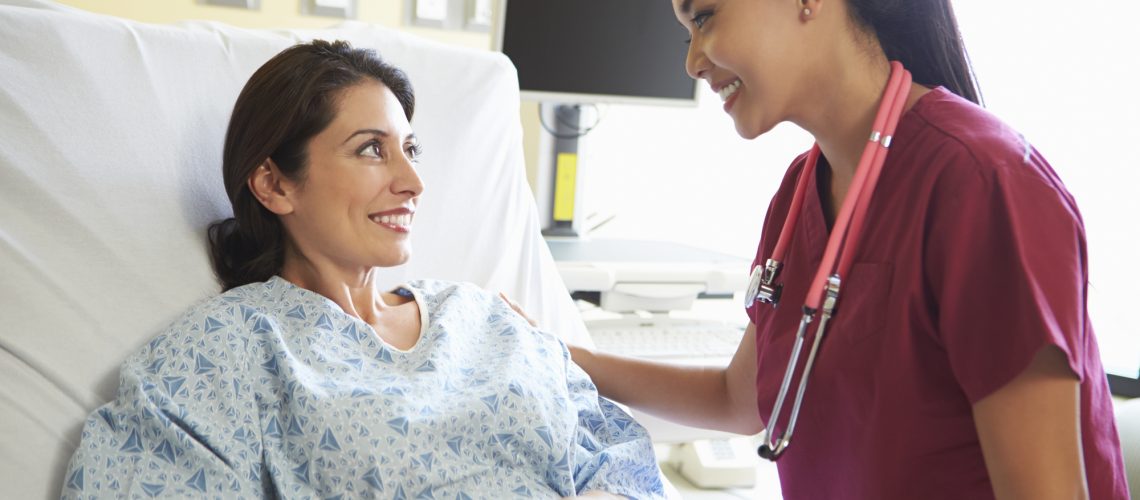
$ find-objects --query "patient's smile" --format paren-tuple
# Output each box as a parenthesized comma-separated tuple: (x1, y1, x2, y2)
(370, 211, 413, 233)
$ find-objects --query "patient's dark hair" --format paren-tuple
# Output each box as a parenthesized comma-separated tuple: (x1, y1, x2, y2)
(208, 39, 414, 291)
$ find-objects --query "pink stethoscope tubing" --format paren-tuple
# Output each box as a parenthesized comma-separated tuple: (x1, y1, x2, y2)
(751, 61, 913, 461)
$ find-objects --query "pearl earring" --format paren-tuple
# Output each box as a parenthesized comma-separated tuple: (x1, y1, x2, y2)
(803, 7, 812, 16)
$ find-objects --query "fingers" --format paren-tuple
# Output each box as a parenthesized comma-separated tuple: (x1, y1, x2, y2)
(498, 291, 538, 327)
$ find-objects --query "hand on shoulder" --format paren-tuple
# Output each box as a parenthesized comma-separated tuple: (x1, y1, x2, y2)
(562, 491, 627, 499)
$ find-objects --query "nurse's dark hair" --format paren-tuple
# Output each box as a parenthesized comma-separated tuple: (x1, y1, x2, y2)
(207, 39, 414, 291)
(847, 0, 982, 105)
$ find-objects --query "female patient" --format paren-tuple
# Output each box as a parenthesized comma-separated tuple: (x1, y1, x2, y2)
(62, 40, 664, 499)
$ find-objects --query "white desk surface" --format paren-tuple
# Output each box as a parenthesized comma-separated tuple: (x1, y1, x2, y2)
(656, 443, 784, 499)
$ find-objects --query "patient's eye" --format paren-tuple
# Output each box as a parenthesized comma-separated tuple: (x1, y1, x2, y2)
(405, 142, 422, 163)
(358, 140, 384, 159)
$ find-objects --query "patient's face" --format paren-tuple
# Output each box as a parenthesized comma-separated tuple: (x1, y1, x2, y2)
(281, 80, 423, 273)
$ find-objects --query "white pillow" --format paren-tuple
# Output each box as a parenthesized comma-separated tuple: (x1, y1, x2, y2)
(0, 2, 588, 497)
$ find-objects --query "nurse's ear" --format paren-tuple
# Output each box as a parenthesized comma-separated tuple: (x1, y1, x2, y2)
(799, 0, 823, 20)
(247, 158, 296, 216)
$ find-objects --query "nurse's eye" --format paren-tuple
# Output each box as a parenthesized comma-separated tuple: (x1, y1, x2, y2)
(358, 140, 384, 159)
(684, 10, 713, 43)
(691, 10, 712, 30)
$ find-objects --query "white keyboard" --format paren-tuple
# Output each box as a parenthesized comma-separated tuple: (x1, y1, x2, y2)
(586, 317, 745, 360)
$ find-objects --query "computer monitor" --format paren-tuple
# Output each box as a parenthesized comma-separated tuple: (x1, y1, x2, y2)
(492, 0, 698, 107)
(493, 0, 700, 237)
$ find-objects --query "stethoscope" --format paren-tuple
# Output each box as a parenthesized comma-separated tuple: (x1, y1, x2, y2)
(744, 61, 913, 461)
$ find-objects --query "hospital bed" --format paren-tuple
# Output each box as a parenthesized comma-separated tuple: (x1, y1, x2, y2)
(0, 1, 687, 497)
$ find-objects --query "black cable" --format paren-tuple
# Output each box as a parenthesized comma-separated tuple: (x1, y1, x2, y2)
(538, 103, 603, 139)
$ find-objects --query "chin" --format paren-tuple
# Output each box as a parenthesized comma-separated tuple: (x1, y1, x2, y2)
(734, 122, 763, 140)
(734, 116, 777, 140)
(388, 252, 412, 267)
(371, 248, 412, 269)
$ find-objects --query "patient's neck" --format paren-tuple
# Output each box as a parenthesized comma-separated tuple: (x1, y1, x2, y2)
(278, 252, 388, 324)
(277, 244, 422, 351)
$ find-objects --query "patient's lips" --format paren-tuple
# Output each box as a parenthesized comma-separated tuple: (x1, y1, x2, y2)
(369, 207, 414, 233)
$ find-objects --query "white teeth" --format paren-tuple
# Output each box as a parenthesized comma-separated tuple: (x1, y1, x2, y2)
(371, 213, 413, 227)
(717, 79, 741, 102)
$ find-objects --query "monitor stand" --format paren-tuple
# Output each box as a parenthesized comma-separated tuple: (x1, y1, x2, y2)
(540, 103, 586, 238)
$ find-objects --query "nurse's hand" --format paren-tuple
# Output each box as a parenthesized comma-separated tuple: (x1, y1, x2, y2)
(498, 292, 538, 327)
(561, 491, 626, 499)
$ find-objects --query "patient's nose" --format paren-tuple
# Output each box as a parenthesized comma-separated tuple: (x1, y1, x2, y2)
(392, 154, 424, 197)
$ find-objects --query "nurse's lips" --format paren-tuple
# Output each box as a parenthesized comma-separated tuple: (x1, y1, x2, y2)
(711, 77, 743, 113)
(368, 207, 413, 233)
(722, 90, 741, 113)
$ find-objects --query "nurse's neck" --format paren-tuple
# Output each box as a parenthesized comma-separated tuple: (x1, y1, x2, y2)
(801, 55, 928, 230)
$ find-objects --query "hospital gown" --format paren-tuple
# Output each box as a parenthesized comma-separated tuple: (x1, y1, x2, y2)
(62, 277, 665, 499)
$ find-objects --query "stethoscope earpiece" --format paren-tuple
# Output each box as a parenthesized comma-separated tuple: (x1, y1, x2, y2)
(756, 443, 777, 461)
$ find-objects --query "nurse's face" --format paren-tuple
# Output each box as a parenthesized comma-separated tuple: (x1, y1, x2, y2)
(280, 80, 424, 273)
(674, 0, 815, 139)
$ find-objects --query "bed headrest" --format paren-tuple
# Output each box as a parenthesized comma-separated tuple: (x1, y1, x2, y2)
(0, 2, 587, 497)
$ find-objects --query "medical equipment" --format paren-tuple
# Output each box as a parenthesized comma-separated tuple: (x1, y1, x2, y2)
(745, 61, 913, 461)
(496, 1, 699, 237)
(550, 238, 749, 313)
(588, 317, 743, 359)
(671, 437, 759, 489)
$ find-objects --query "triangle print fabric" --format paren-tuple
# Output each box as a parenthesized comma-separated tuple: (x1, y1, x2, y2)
(62, 277, 666, 498)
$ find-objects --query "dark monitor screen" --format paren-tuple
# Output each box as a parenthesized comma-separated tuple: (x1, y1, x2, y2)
(495, 0, 698, 105)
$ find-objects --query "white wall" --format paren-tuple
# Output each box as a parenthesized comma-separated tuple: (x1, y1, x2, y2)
(573, 4, 1140, 376)
(53, 0, 491, 50)
(954, 3, 1140, 376)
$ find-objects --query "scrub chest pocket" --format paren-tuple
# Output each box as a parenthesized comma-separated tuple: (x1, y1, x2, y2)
(831, 261, 893, 346)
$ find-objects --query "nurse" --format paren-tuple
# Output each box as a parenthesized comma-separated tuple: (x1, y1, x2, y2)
(565, 0, 1129, 498)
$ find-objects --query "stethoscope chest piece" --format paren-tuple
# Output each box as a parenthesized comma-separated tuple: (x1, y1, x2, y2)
(744, 265, 764, 306)
(746, 259, 784, 307)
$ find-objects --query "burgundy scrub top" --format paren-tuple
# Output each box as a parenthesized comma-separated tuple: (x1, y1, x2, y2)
(746, 87, 1128, 499)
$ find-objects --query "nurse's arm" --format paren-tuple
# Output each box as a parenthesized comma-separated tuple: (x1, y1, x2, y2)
(972, 345, 1089, 499)
(568, 323, 762, 435)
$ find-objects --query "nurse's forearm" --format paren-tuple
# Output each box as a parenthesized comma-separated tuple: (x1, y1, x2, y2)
(569, 323, 761, 435)
(973, 345, 1088, 500)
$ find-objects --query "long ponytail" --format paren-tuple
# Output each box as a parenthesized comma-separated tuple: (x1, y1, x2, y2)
(847, 0, 982, 105)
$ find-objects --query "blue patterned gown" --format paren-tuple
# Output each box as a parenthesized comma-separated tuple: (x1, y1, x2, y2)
(62, 277, 665, 499)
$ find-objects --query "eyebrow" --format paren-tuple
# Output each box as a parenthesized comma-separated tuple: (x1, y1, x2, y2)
(342, 129, 389, 145)
(680, 0, 694, 15)
(342, 129, 419, 146)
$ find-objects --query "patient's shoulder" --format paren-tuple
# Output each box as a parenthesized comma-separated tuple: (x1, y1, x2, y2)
(402, 278, 560, 343)
(400, 279, 493, 304)
(401, 278, 474, 294)
(123, 280, 274, 376)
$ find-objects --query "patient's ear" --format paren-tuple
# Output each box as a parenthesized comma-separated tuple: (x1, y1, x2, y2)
(247, 159, 295, 215)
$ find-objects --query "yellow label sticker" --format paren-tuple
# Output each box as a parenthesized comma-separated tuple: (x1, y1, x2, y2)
(552, 153, 578, 222)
